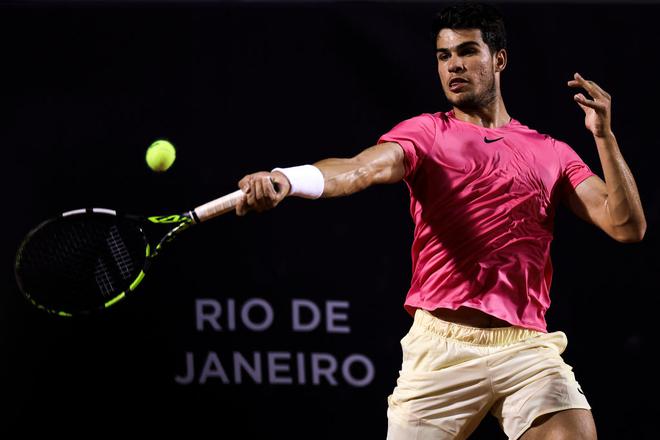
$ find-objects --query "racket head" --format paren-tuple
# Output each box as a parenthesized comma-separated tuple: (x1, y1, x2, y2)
(14, 208, 151, 317)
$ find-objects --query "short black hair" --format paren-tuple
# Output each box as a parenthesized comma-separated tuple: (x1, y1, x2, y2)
(431, 2, 507, 54)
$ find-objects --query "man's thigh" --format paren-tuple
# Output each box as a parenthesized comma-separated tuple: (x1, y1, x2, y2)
(520, 408, 597, 440)
(491, 331, 592, 439)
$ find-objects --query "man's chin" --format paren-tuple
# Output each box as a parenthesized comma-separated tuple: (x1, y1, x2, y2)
(446, 95, 478, 110)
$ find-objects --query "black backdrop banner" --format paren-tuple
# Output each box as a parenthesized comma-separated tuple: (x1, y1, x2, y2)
(1, 2, 657, 438)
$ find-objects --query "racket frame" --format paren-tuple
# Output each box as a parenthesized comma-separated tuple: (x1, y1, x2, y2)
(14, 207, 193, 317)
(15, 188, 247, 317)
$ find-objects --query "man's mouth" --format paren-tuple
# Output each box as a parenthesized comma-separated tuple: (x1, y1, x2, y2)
(448, 77, 468, 92)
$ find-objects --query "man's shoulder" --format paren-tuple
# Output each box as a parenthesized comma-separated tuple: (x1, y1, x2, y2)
(404, 111, 452, 130)
(508, 118, 556, 143)
(401, 111, 448, 123)
(389, 112, 447, 136)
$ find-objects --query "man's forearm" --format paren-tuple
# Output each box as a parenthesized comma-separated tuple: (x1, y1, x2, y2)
(313, 158, 375, 197)
(313, 142, 405, 198)
(594, 132, 646, 238)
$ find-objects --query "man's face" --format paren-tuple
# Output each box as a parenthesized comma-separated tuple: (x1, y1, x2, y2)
(436, 28, 499, 110)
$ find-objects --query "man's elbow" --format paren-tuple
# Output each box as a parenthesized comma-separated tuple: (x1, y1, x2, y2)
(612, 221, 647, 243)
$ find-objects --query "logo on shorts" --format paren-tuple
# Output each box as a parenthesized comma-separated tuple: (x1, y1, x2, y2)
(577, 386, 585, 395)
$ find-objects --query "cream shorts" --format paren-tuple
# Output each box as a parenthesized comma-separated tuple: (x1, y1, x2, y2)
(387, 309, 590, 440)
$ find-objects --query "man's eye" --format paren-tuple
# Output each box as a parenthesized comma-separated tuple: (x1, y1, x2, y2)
(437, 54, 449, 61)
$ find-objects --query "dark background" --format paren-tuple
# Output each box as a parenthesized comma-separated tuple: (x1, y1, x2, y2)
(1, 1, 657, 438)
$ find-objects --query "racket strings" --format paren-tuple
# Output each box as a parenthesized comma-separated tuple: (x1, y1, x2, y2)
(15, 215, 148, 312)
(94, 256, 115, 297)
(106, 225, 135, 281)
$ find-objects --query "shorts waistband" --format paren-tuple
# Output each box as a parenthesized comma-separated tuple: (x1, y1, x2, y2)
(413, 309, 542, 346)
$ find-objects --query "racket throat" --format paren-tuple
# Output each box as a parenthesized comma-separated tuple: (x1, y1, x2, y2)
(153, 220, 193, 257)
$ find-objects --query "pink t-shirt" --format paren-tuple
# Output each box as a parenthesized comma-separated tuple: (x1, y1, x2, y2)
(379, 111, 595, 332)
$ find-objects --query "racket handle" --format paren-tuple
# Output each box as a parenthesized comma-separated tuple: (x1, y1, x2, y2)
(193, 189, 245, 222)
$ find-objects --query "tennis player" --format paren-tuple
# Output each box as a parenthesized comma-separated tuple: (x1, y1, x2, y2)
(235, 3, 645, 439)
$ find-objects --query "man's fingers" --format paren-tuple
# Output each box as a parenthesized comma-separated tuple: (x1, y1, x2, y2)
(574, 99, 590, 115)
(253, 179, 265, 211)
(236, 194, 247, 216)
(568, 72, 609, 100)
(238, 176, 249, 189)
(574, 92, 601, 109)
(271, 171, 291, 197)
(246, 181, 256, 207)
(264, 177, 277, 201)
(264, 177, 279, 207)
(574, 92, 594, 107)
(253, 177, 277, 211)
(236, 171, 285, 215)
(582, 74, 610, 98)
(254, 177, 265, 203)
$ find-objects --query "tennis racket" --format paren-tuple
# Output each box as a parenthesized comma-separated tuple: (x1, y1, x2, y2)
(14, 189, 248, 317)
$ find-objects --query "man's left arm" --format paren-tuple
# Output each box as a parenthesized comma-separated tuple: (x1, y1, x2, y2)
(564, 72, 646, 243)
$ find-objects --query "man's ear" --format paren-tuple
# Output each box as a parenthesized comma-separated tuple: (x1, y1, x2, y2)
(494, 48, 507, 72)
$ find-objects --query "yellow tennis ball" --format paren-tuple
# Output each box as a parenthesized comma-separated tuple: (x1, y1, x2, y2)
(146, 140, 176, 172)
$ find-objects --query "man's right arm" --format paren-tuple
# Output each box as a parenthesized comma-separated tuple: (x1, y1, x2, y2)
(235, 142, 405, 215)
(314, 141, 406, 197)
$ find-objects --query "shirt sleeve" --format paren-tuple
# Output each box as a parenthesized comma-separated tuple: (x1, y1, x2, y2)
(377, 114, 437, 178)
(553, 139, 596, 197)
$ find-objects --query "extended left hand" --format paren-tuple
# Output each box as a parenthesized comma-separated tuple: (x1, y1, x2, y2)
(567, 72, 612, 138)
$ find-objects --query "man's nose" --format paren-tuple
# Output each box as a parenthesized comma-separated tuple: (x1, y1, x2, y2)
(447, 56, 465, 72)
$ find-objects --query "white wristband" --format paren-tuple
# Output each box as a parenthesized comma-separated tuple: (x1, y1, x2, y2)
(271, 165, 324, 199)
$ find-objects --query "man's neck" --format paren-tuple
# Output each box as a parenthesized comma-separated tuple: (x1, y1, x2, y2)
(452, 100, 510, 129)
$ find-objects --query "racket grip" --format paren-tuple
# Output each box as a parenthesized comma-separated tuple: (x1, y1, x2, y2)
(193, 189, 245, 222)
